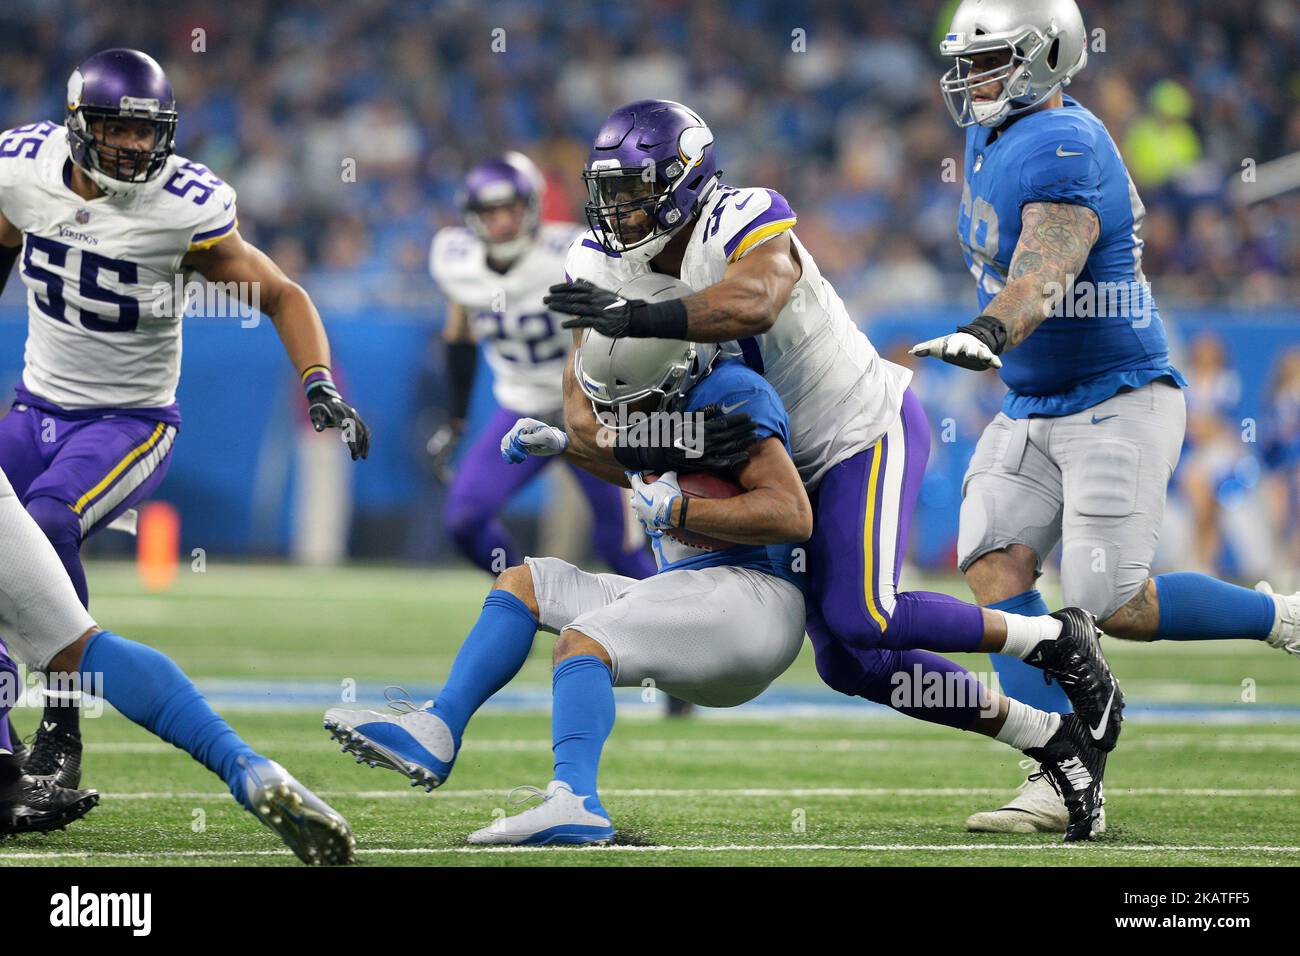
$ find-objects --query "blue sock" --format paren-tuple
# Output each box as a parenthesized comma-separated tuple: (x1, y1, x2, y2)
(430, 590, 538, 745)
(551, 654, 614, 815)
(80, 631, 259, 807)
(987, 590, 1073, 714)
(1154, 573, 1275, 641)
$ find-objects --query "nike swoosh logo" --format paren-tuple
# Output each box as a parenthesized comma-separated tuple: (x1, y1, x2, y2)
(1090, 686, 1117, 741)
(1091, 414, 1118, 424)
(603, 297, 627, 311)
(718, 400, 748, 414)
(1057, 146, 1083, 157)
(223, 198, 234, 210)
(733, 194, 753, 210)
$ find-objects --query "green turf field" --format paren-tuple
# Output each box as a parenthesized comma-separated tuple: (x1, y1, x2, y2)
(2, 561, 1297, 867)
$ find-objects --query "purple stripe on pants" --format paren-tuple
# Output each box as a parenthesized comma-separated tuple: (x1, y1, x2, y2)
(443, 405, 653, 578)
(806, 388, 989, 730)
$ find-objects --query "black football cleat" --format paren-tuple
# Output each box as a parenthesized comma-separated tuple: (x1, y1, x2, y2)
(0, 775, 99, 836)
(1025, 607, 1124, 751)
(24, 720, 83, 789)
(1023, 714, 1108, 842)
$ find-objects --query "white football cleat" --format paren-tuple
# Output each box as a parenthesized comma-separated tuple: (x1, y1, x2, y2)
(239, 757, 355, 865)
(1256, 582, 1300, 659)
(467, 780, 615, 846)
(324, 694, 456, 791)
(965, 760, 1107, 835)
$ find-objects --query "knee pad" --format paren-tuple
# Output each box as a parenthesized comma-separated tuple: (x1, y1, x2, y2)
(24, 495, 81, 548)
(817, 596, 886, 651)
(1059, 538, 1144, 621)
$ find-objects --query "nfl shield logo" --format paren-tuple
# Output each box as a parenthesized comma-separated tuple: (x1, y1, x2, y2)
(75, 209, 90, 224)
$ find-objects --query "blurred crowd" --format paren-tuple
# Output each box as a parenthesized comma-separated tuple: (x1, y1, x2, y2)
(1, 0, 1297, 310)
(0, 0, 1295, 576)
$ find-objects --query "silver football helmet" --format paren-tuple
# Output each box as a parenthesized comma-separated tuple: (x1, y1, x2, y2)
(940, 0, 1089, 128)
(572, 273, 717, 420)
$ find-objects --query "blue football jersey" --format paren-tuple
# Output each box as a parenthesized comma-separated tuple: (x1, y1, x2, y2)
(656, 359, 802, 587)
(958, 95, 1186, 418)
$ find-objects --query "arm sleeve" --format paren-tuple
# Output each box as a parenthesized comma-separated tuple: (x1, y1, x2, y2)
(445, 340, 477, 422)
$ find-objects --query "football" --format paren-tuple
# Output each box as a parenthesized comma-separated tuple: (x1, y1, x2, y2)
(644, 471, 745, 551)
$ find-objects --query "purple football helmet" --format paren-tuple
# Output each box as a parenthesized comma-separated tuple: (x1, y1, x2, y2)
(458, 152, 545, 262)
(583, 99, 721, 262)
(66, 49, 177, 197)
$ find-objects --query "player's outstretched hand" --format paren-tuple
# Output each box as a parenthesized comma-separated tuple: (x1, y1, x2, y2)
(501, 417, 569, 464)
(425, 421, 463, 483)
(545, 280, 635, 337)
(628, 471, 682, 533)
(910, 331, 1003, 371)
(307, 383, 371, 460)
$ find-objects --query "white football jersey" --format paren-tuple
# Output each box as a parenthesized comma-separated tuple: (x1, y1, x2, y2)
(0, 122, 238, 411)
(430, 222, 580, 414)
(564, 185, 912, 489)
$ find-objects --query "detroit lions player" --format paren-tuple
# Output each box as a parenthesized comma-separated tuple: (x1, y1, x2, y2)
(914, 0, 1300, 834)
(327, 307, 1121, 843)
(533, 100, 1121, 840)
(429, 153, 652, 579)
(0, 426, 354, 860)
(0, 49, 369, 785)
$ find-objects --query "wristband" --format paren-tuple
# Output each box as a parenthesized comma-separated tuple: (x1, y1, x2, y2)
(677, 493, 689, 529)
(627, 297, 689, 339)
(301, 365, 336, 396)
(955, 315, 1008, 355)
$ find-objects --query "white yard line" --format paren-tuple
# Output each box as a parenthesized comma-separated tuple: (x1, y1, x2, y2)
(94, 786, 1300, 801)
(1, 843, 1297, 861)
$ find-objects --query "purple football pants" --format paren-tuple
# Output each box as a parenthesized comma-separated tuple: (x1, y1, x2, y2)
(0, 403, 177, 609)
(443, 406, 654, 579)
(0, 637, 16, 753)
(806, 389, 992, 729)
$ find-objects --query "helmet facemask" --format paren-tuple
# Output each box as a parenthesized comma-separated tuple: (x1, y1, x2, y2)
(67, 103, 177, 197)
(464, 195, 539, 264)
(583, 164, 685, 262)
(941, 26, 1072, 128)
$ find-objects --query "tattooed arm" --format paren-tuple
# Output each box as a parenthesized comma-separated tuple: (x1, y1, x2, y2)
(983, 201, 1100, 349)
(911, 201, 1100, 370)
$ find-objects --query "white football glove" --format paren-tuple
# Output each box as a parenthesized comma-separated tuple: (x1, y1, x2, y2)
(910, 331, 1003, 371)
(500, 418, 569, 464)
(627, 471, 682, 534)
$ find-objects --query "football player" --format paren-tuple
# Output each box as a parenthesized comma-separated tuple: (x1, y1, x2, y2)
(916, 0, 1300, 834)
(1, 635, 98, 836)
(327, 319, 1121, 843)
(540, 100, 1119, 838)
(0, 49, 369, 786)
(429, 153, 652, 579)
(0, 446, 353, 860)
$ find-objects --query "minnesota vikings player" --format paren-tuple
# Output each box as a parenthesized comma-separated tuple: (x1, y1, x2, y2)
(538, 100, 1127, 840)
(0, 49, 369, 785)
(326, 314, 1119, 843)
(915, 0, 1300, 834)
(429, 153, 652, 578)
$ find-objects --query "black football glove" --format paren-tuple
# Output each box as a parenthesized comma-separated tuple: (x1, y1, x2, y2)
(613, 407, 758, 475)
(544, 280, 689, 339)
(307, 381, 371, 460)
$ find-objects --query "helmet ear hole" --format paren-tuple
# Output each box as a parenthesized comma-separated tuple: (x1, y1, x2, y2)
(1046, 38, 1061, 70)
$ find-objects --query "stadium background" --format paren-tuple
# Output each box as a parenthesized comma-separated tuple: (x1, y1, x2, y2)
(0, 0, 1297, 868)
(0, 0, 1296, 583)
